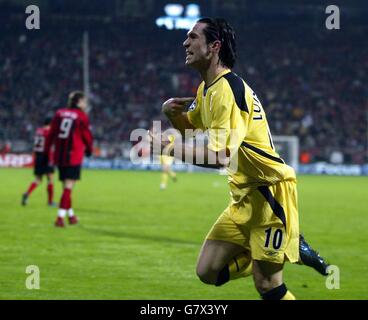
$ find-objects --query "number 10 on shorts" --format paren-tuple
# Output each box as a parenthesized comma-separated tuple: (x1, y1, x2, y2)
(264, 228, 283, 250)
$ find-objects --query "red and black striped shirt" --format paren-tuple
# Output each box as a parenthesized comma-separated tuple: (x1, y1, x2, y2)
(45, 107, 93, 167)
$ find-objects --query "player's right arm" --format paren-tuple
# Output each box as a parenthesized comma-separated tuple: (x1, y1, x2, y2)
(162, 97, 196, 135)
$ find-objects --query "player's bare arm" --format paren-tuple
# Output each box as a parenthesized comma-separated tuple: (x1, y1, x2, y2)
(149, 130, 229, 169)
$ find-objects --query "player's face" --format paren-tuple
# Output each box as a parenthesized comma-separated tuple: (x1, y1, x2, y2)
(78, 97, 87, 111)
(183, 23, 212, 69)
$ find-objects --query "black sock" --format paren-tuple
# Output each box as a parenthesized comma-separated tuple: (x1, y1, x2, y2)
(215, 265, 230, 286)
(261, 283, 287, 300)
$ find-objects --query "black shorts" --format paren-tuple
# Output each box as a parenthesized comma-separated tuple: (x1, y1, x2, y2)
(58, 166, 82, 181)
(34, 153, 54, 176)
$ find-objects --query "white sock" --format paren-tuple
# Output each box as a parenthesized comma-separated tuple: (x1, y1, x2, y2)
(68, 209, 74, 217)
(58, 209, 67, 218)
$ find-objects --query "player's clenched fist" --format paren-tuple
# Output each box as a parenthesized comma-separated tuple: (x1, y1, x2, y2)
(162, 97, 195, 118)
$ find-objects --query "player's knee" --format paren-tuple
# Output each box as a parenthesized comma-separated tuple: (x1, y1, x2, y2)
(196, 265, 218, 285)
(64, 180, 75, 189)
(253, 260, 284, 294)
(254, 277, 282, 295)
(254, 279, 271, 294)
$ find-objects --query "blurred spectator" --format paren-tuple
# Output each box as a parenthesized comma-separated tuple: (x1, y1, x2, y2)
(1, 141, 12, 155)
(300, 151, 312, 165)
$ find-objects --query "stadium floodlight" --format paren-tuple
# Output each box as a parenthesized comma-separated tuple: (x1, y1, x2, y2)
(164, 4, 184, 17)
(186, 4, 200, 17)
(156, 3, 201, 30)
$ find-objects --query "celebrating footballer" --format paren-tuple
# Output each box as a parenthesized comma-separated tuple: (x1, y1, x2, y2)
(156, 17, 330, 300)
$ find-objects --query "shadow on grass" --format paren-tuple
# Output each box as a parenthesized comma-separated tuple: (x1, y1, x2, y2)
(79, 225, 200, 246)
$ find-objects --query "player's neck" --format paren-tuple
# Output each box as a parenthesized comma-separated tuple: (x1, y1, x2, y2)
(200, 62, 229, 88)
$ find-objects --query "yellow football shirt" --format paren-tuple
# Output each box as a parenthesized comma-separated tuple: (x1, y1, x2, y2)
(187, 69, 296, 202)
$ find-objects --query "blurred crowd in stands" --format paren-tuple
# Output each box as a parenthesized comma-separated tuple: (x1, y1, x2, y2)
(0, 20, 367, 164)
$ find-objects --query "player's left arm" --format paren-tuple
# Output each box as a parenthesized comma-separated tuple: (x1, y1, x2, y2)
(152, 86, 237, 169)
(81, 115, 93, 157)
(44, 113, 59, 157)
(150, 132, 228, 169)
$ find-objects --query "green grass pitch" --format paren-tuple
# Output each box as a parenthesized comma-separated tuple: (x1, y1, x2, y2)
(0, 168, 367, 300)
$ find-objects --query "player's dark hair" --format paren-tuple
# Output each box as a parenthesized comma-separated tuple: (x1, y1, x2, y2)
(197, 17, 237, 69)
(44, 117, 52, 126)
(68, 91, 85, 109)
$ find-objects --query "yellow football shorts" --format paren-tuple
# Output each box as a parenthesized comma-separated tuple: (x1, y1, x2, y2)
(206, 180, 299, 264)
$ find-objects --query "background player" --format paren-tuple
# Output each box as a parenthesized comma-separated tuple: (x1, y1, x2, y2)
(22, 117, 55, 206)
(159, 134, 177, 190)
(159, 154, 177, 190)
(157, 17, 329, 299)
(45, 91, 93, 227)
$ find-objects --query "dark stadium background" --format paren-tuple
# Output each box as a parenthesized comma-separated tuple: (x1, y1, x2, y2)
(0, 0, 367, 168)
